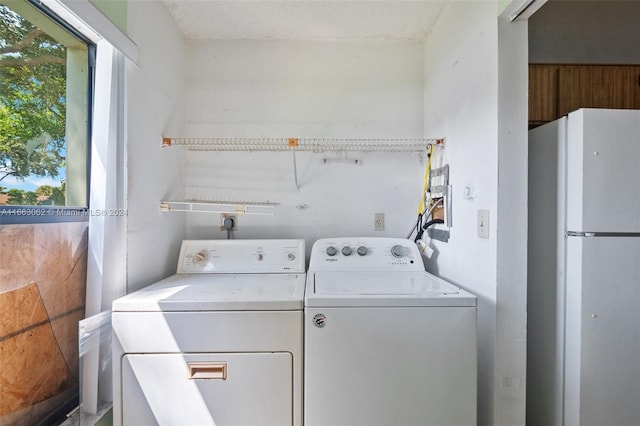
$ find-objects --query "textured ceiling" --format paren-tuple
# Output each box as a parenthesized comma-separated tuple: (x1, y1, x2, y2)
(161, 1, 450, 41)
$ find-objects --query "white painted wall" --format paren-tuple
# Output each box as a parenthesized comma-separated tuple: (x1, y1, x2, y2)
(182, 40, 428, 251)
(423, 2, 498, 299)
(125, 0, 187, 292)
(423, 1, 528, 425)
(497, 4, 528, 425)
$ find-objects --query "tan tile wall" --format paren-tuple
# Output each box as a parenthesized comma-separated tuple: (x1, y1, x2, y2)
(0, 222, 88, 424)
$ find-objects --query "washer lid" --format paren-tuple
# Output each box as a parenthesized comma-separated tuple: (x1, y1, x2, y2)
(305, 271, 476, 307)
(112, 273, 306, 312)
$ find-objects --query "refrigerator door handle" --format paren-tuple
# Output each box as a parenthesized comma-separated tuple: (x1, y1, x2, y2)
(566, 231, 640, 237)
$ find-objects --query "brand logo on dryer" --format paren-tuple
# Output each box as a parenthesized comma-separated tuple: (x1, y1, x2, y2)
(313, 313, 327, 328)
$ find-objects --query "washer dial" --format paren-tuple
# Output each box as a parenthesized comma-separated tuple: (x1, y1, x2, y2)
(390, 245, 405, 258)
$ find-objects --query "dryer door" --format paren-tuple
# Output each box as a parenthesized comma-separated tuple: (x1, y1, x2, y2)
(121, 352, 293, 425)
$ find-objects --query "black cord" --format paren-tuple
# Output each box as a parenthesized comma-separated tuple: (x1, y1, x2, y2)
(408, 212, 423, 240)
(414, 219, 424, 242)
(422, 218, 444, 230)
(414, 218, 444, 243)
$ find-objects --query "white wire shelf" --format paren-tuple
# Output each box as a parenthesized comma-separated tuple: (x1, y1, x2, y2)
(162, 137, 442, 153)
(160, 200, 278, 215)
(159, 137, 445, 214)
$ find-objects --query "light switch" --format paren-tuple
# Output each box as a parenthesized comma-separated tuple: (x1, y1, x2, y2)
(478, 209, 489, 239)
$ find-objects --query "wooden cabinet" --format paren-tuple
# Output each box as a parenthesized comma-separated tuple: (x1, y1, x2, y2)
(529, 64, 558, 123)
(557, 65, 640, 116)
(529, 64, 640, 126)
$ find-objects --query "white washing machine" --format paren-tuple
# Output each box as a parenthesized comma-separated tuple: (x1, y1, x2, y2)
(304, 237, 477, 426)
(112, 239, 305, 426)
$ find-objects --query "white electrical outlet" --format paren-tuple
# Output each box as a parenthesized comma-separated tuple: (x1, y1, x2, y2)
(374, 213, 385, 231)
(477, 209, 489, 239)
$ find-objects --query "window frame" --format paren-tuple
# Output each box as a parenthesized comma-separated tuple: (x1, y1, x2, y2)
(0, 0, 95, 224)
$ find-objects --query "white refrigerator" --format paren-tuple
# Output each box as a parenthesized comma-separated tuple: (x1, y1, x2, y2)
(528, 108, 640, 426)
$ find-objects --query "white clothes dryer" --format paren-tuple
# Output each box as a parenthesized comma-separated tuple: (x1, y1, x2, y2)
(112, 239, 305, 426)
(304, 237, 477, 426)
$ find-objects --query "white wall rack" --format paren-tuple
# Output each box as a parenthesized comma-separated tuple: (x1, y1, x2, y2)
(160, 200, 278, 215)
(162, 137, 442, 153)
(160, 136, 444, 215)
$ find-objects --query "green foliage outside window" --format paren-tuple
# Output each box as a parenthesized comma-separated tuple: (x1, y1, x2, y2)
(1, 4, 67, 204)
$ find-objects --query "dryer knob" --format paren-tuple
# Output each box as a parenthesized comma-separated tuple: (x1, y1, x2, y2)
(326, 246, 338, 256)
(342, 246, 352, 256)
(193, 250, 209, 265)
(357, 246, 368, 256)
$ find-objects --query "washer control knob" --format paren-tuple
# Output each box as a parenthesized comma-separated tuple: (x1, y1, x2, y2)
(326, 246, 338, 256)
(357, 246, 368, 256)
(342, 246, 353, 256)
(193, 250, 209, 265)
(287, 253, 296, 261)
(390, 245, 405, 258)
(256, 253, 264, 261)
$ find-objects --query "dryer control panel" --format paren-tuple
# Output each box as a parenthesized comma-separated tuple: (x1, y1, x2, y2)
(177, 239, 305, 274)
(309, 237, 424, 272)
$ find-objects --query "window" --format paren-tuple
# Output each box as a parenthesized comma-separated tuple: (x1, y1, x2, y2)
(0, 0, 93, 213)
